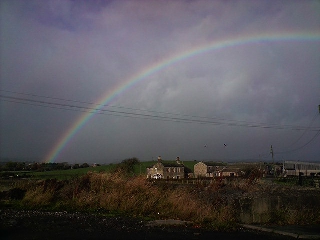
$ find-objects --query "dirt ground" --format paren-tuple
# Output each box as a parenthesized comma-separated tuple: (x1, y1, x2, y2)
(0, 209, 295, 240)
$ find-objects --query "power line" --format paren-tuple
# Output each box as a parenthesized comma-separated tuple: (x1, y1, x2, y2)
(235, 129, 320, 161)
(1, 89, 300, 128)
(276, 130, 320, 155)
(1, 90, 319, 131)
(2, 90, 319, 161)
(0, 95, 268, 127)
(273, 107, 320, 155)
(284, 111, 318, 148)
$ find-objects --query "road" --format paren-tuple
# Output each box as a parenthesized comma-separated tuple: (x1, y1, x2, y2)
(0, 209, 303, 240)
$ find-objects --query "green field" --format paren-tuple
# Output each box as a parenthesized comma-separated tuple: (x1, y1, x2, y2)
(5, 160, 199, 180)
(28, 164, 118, 180)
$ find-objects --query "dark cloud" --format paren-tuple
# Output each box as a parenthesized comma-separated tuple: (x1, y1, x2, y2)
(1, 0, 319, 163)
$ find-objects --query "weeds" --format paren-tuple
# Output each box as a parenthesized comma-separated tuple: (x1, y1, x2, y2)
(2, 172, 320, 229)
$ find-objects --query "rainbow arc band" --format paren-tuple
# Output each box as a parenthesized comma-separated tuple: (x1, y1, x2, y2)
(44, 31, 320, 163)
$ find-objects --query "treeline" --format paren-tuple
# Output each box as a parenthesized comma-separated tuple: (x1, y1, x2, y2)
(0, 158, 140, 173)
(0, 161, 92, 172)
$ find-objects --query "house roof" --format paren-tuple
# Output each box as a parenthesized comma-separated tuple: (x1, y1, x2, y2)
(220, 167, 241, 172)
(162, 163, 184, 167)
(147, 161, 185, 168)
(184, 166, 193, 173)
(197, 161, 227, 166)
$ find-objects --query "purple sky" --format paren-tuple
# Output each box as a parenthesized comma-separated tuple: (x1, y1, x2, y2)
(1, 0, 319, 164)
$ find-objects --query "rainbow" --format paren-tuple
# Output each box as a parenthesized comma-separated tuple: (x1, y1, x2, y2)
(44, 31, 320, 163)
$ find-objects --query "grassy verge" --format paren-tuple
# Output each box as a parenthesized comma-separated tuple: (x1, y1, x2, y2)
(2, 172, 239, 230)
(1, 171, 320, 230)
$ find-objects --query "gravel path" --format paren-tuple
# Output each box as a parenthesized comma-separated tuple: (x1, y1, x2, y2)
(0, 209, 294, 240)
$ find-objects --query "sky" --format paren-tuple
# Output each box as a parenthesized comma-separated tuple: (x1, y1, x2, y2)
(1, 0, 319, 164)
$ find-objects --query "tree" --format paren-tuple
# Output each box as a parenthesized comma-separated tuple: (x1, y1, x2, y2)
(73, 164, 80, 169)
(80, 163, 89, 168)
(113, 157, 140, 175)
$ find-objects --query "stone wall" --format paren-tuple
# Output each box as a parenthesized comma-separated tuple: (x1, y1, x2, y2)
(235, 190, 320, 224)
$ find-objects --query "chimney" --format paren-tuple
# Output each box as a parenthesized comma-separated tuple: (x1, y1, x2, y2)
(157, 156, 162, 162)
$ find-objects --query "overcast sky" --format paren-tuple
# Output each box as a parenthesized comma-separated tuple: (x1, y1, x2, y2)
(1, 0, 319, 164)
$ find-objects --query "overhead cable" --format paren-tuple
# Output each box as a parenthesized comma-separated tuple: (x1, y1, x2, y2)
(1, 90, 319, 132)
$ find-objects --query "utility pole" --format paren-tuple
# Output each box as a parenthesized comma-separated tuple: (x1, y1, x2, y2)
(270, 145, 275, 177)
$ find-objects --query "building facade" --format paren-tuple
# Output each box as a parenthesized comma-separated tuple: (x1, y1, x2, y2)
(194, 161, 242, 178)
(147, 156, 185, 179)
(194, 161, 216, 177)
(283, 161, 320, 176)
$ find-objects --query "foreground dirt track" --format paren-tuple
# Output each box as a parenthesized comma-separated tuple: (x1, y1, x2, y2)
(0, 210, 295, 240)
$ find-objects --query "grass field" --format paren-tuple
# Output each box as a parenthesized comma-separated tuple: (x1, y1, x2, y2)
(28, 164, 118, 180)
(17, 160, 200, 180)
